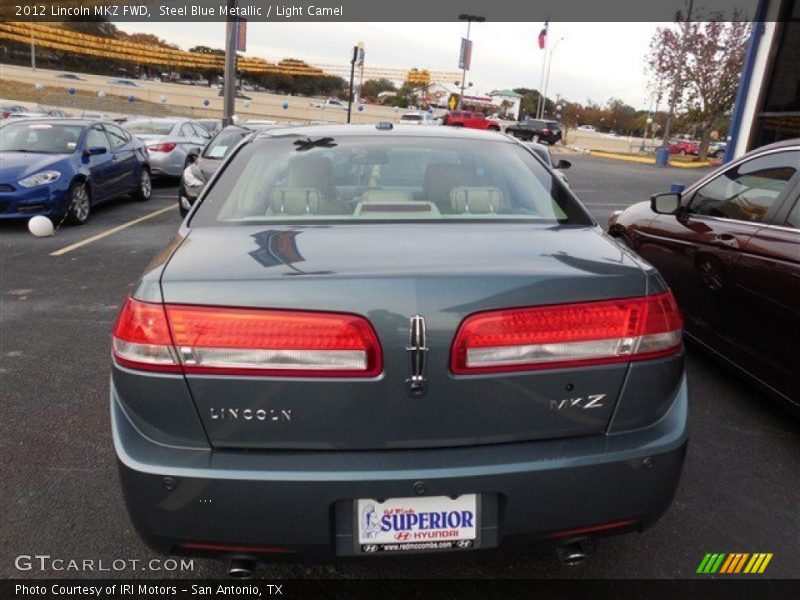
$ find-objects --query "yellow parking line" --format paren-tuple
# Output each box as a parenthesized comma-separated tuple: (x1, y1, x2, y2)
(50, 205, 176, 257)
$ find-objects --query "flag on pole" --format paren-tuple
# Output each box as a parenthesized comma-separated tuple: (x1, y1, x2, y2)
(538, 21, 548, 49)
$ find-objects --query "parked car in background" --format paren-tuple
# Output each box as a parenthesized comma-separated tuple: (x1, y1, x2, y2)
(217, 89, 252, 100)
(0, 104, 32, 119)
(46, 109, 73, 118)
(108, 79, 139, 88)
(56, 73, 86, 81)
(0, 119, 151, 224)
(505, 118, 562, 145)
(311, 98, 347, 110)
(668, 139, 700, 156)
(178, 125, 253, 216)
(523, 141, 571, 186)
(399, 111, 438, 125)
(196, 119, 223, 135)
(709, 141, 727, 158)
(609, 139, 800, 414)
(577, 125, 597, 132)
(124, 118, 211, 178)
(113, 124, 688, 565)
(442, 110, 501, 130)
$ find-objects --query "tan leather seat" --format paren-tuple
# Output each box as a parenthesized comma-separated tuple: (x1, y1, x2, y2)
(269, 188, 322, 215)
(450, 187, 504, 214)
(423, 163, 476, 212)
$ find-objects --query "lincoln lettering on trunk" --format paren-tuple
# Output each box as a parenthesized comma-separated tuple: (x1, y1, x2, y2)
(209, 408, 292, 422)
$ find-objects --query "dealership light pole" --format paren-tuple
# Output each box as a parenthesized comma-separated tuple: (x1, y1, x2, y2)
(457, 14, 484, 109)
(29, 23, 35, 71)
(222, 0, 239, 127)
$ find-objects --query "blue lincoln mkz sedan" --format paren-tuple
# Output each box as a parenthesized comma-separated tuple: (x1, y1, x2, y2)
(0, 119, 151, 224)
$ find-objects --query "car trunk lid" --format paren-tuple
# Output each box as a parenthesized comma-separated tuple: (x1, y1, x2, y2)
(159, 223, 647, 450)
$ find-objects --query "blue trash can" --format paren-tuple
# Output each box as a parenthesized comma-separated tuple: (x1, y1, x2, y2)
(655, 148, 670, 167)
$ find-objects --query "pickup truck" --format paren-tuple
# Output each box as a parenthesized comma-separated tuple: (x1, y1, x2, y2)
(442, 110, 501, 131)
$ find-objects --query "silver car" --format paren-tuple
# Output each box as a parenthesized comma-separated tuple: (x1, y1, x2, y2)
(124, 118, 211, 177)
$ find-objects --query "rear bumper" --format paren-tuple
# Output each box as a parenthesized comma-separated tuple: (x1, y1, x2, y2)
(113, 376, 688, 558)
(148, 151, 184, 177)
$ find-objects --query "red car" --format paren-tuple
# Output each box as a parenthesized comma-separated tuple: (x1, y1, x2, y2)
(442, 110, 501, 131)
(608, 139, 800, 414)
(668, 139, 700, 155)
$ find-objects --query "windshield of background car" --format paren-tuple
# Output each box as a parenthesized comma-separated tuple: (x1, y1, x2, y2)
(203, 129, 249, 159)
(125, 120, 175, 135)
(0, 122, 83, 154)
(191, 135, 591, 226)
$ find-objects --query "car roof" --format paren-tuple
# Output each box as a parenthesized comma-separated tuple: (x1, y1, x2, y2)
(1, 118, 103, 127)
(127, 117, 183, 123)
(254, 123, 511, 142)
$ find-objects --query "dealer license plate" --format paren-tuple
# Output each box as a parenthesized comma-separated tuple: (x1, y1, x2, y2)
(356, 494, 478, 553)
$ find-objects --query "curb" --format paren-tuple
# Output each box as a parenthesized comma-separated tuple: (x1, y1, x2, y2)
(589, 150, 712, 169)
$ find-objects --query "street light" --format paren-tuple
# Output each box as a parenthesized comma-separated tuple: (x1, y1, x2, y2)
(457, 13, 484, 109)
(540, 36, 564, 119)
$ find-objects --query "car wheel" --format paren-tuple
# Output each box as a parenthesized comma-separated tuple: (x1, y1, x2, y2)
(488, 126, 500, 131)
(133, 168, 152, 201)
(65, 181, 91, 225)
(532, 134, 540, 143)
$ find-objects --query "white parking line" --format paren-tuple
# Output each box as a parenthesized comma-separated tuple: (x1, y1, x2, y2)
(50, 205, 176, 257)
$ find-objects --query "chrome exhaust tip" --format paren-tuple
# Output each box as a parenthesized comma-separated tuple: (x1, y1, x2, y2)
(227, 558, 256, 578)
(557, 542, 587, 566)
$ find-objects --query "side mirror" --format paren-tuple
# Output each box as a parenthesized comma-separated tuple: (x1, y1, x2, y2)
(85, 146, 107, 156)
(651, 192, 682, 215)
(555, 159, 571, 170)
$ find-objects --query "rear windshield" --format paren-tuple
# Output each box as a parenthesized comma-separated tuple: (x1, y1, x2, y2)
(191, 135, 590, 226)
(203, 129, 249, 159)
(125, 120, 175, 135)
(0, 122, 83, 154)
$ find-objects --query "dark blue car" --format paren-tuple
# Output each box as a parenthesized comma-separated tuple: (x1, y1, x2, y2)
(0, 119, 151, 225)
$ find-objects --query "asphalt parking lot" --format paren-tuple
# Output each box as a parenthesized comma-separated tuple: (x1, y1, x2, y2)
(1, 156, 798, 579)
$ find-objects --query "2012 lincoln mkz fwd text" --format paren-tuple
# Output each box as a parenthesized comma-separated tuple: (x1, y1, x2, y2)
(111, 125, 688, 566)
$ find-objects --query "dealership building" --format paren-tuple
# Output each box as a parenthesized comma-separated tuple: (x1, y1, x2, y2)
(730, 0, 800, 157)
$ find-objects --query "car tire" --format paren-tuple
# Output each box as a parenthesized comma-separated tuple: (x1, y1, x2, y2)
(133, 168, 152, 202)
(488, 126, 500, 131)
(532, 134, 540, 143)
(65, 181, 91, 225)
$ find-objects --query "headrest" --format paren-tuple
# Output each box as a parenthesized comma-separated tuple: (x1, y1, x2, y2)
(269, 188, 322, 215)
(449, 187, 504, 214)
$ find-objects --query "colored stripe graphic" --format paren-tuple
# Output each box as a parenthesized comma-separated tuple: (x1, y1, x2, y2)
(700, 552, 773, 574)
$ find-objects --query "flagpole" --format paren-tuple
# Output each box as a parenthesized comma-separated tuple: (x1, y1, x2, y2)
(536, 48, 547, 119)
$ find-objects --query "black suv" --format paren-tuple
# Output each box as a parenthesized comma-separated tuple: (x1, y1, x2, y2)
(505, 118, 562, 145)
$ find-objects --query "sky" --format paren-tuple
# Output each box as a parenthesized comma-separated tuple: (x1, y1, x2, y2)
(116, 22, 666, 110)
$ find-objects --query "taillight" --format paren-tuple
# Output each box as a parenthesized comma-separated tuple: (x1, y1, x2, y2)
(450, 292, 682, 374)
(112, 298, 180, 372)
(149, 142, 177, 153)
(542, 128, 551, 135)
(112, 299, 382, 377)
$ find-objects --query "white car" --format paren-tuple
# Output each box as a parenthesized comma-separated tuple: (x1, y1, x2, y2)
(399, 111, 438, 126)
(577, 125, 597, 132)
(311, 98, 347, 110)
